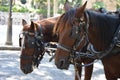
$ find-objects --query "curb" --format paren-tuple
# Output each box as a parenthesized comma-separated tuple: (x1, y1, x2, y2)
(0, 46, 20, 51)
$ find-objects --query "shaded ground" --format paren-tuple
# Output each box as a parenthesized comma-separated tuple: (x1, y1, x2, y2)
(0, 50, 106, 80)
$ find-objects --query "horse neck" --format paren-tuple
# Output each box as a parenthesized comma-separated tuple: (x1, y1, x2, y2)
(42, 24, 58, 42)
(87, 11, 120, 51)
(88, 26, 109, 51)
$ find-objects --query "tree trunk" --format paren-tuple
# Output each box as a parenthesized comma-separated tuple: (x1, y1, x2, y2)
(47, 0, 50, 17)
(6, 0, 13, 45)
(53, 0, 58, 16)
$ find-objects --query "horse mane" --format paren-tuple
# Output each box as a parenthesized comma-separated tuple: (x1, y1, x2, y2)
(53, 8, 76, 35)
(86, 10, 120, 47)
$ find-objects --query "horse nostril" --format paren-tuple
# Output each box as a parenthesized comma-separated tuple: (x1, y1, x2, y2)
(21, 68, 28, 74)
(21, 66, 33, 74)
(58, 59, 65, 68)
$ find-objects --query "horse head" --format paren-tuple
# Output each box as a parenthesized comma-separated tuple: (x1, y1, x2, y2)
(54, 1, 87, 69)
(20, 19, 44, 74)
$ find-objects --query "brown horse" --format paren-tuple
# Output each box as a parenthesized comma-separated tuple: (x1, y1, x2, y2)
(19, 17, 59, 74)
(53, 1, 94, 80)
(54, 1, 120, 80)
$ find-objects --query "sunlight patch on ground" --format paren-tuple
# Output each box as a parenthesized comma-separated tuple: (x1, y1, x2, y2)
(40, 63, 54, 68)
(33, 69, 46, 76)
(44, 75, 53, 80)
(0, 72, 9, 76)
(6, 76, 20, 80)
(94, 61, 103, 69)
(92, 74, 105, 80)
(63, 70, 73, 75)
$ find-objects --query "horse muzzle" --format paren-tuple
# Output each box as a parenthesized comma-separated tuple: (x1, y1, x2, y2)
(55, 58, 70, 70)
(21, 65, 33, 74)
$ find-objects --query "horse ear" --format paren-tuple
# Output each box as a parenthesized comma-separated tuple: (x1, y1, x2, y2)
(64, 0, 72, 12)
(75, 1, 87, 18)
(22, 19, 27, 26)
(30, 21, 35, 32)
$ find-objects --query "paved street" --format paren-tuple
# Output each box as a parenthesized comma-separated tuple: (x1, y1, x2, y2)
(0, 50, 106, 80)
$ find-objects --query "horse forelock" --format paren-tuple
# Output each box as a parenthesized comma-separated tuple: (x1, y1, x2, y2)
(53, 8, 76, 35)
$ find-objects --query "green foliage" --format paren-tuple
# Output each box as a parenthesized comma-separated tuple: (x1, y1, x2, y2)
(0, 6, 9, 11)
(36, 9, 46, 14)
(117, 0, 120, 2)
(0, 5, 29, 12)
(35, 8, 47, 17)
(92, 2, 106, 9)
(12, 5, 29, 12)
(117, 0, 120, 9)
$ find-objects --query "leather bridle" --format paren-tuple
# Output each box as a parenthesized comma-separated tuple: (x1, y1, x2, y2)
(57, 14, 88, 66)
(19, 25, 44, 67)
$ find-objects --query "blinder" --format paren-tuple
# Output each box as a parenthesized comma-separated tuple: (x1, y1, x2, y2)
(19, 32, 36, 48)
(70, 25, 81, 39)
(70, 21, 85, 39)
(19, 33, 24, 47)
(19, 37, 22, 47)
(27, 35, 36, 48)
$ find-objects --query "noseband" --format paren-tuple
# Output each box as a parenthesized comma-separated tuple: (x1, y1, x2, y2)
(19, 25, 44, 67)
